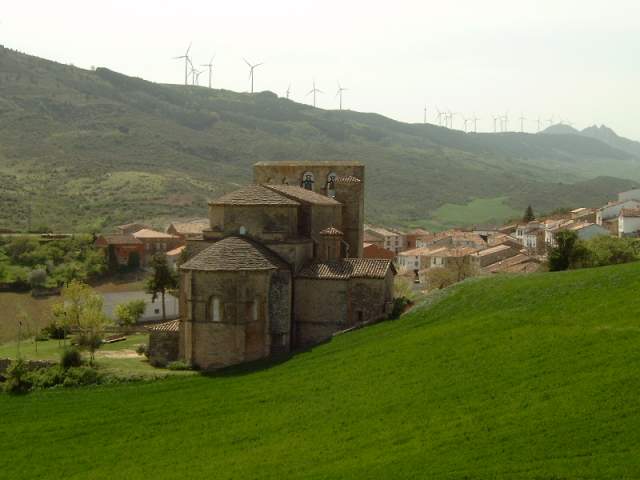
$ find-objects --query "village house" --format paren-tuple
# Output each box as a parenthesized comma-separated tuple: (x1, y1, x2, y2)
(405, 228, 432, 250)
(364, 225, 406, 254)
(166, 220, 209, 241)
(482, 253, 541, 275)
(148, 161, 396, 371)
(570, 208, 596, 222)
(596, 199, 640, 234)
(617, 208, 640, 237)
(94, 234, 144, 268)
(115, 222, 150, 235)
(397, 246, 447, 273)
(472, 244, 519, 268)
(363, 242, 396, 260)
(417, 230, 487, 250)
(132, 229, 182, 266)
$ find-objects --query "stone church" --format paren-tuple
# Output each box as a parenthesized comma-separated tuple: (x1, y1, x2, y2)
(150, 161, 396, 370)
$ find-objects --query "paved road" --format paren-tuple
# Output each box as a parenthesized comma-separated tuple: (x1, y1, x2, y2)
(101, 291, 178, 322)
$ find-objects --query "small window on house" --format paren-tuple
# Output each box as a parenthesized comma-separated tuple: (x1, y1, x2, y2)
(239, 226, 247, 235)
(211, 297, 221, 322)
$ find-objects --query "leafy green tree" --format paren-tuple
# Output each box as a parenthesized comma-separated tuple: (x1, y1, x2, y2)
(523, 205, 535, 222)
(582, 236, 640, 267)
(114, 299, 146, 326)
(145, 253, 178, 321)
(28, 268, 48, 289)
(548, 231, 589, 271)
(75, 294, 109, 364)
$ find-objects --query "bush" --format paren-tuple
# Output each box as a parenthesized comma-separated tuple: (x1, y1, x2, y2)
(42, 320, 66, 339)
(3, 359, 31, 394)
(167, 360, 191, 371)
(61, 346, 82, 369)
(26, 367, 65, 390)
(135, 343, 148, 357)
(389, 297, 411, 320)
(62, 367, 100, 388)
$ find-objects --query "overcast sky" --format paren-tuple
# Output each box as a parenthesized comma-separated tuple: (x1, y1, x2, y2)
(3, 0, 640, 139)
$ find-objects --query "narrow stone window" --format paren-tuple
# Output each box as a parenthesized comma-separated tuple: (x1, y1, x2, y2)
(252, 298, 259, 321)
(211, 297, 221, 322)
(301, 171, 315, 191)
(326, 172, 337, 198)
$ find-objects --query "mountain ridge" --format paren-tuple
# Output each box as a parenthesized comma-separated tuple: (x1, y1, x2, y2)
(1, 45, 639, 231)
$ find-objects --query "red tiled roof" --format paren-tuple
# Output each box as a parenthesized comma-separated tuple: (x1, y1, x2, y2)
(95, 235, 142, 246)
(297, 258, 395, 280)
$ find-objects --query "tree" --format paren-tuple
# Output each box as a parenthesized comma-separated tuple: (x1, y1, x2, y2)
(145, 253, 178, 321)
(28, 268, 48, 289)
(583, 236, 640, 267)
(548, 230, 589, 271)
(523, 205, 535, 222)
(75, 294, 109, 364)
(423, 267, 457, 290)
(114, 299, 146, 326)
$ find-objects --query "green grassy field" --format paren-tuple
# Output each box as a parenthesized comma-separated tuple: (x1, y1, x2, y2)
(424, 196, 521, 230)
(2, 263, 640, 478)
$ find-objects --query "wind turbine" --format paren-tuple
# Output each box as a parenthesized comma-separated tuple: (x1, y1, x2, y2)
(336, 82, 347, 110)
(243, 58, 263, 93)
(502, 112, 509, 132)
(307, 80, 323, 107)
(546, 115, 555, 127)
(462, 116, 471, 133)
(519, 114, 527, 133)
(201, 55, 215, 89)
(286, 83, 291, 99)
(194, 69, 204, 86)
(536, 117, 542, 132)
(472, 115, 480, 133)
(423, 105, 428, 124)
(435, 107, 444, 126)
(173, 42, 192, 86)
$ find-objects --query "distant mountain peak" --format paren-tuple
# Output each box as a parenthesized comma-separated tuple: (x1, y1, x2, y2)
(540, 123, 580, 135)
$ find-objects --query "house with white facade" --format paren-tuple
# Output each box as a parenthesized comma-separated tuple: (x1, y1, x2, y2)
(397, 246, 447, 273)
(596, 200, 640, 225)
(364, 226, 406, 254)
(618, 208, 640, 237)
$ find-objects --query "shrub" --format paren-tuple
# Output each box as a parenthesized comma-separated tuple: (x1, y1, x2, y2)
(167, 360, 191, 371)
(42, 320, 66, 339)
(62, 367, 100, 388)
(26, 367, 65, 389)
(135, 343, 148, 357)
(3, 359, 31, 394)
(61, 346, 82, 369)
(389, 297, 411, 320)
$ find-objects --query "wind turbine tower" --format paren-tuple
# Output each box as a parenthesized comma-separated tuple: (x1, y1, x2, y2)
(336, 82, 347, 110)
(286, 84, 291, 99)
(519, 115, 526, 133)
(201, 55, 215, 89)
(173, 42, 192, 86)
(307, 80, 323, 108)
(244, 58, 264, 93)
(423, 105, 427, 124)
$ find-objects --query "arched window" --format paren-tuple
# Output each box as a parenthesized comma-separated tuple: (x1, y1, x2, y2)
(239, 226, 247, 235)
(252, 298, 259, 321)
(211, 297, 221, 322)
(301, 171, 315, 191)
(326, 172, 337, 198)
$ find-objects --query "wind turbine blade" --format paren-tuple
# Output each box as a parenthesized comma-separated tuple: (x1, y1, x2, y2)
(243, 58, 252, 67)
(254, 63, 264, 68)
(186, 42, 192, 56)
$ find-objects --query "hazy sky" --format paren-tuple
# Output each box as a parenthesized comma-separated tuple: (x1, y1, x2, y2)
(3, 0, 640, 139)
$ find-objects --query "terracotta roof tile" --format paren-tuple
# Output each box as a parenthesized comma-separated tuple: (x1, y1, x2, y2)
(133, 229, 179, 240)
(168, 221, 208, 235)
(148, 319, 180, 332)
(297, 258, 394, 280)
(620, 208, 640, 218)
(96, 234, 142, 246)
(334, 175, 361, 184)
(263, 185, 342, 206)
(319, 226, 343, 236)
(208, 185, 300, 206)
(180, 236, 288, 272)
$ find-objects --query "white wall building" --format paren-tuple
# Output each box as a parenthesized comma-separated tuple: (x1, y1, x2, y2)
(596, 200, 640, 224)
(618, 209, 640, 237)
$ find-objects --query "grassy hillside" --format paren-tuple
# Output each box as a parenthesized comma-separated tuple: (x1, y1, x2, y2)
(2, 263, 640, 478)
(1, 46, 640, 231)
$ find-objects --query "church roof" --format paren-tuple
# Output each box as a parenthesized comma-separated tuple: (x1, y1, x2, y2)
(147, 319, 180, 332)
(208, 185, 300, 207)
(297, 258, 395, 280)
(319, 226, 343, 236)
(180, 236, 288, 272)
(263, 184, 341, 206)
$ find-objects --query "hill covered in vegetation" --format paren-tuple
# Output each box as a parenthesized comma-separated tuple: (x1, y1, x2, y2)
(1, 45, 639, 231)
(2, 262, 640, 478)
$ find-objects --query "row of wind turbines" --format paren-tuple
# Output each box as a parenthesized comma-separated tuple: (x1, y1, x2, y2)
(173, 43, 349, 109)
(174, 43, 570, 133)
(425, 106, 573, 133)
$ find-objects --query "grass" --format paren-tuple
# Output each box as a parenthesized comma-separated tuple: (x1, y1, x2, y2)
(0, 333, 194, 379)
(0, 292, 57, 344)
(2, 263, 640, 478)
(425, 196, 521, 230)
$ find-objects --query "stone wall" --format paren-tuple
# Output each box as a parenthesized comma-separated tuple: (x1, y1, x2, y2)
(148, 331, 179, 367)
(268, 270, 292, 354)
(208, 204, 298, 241)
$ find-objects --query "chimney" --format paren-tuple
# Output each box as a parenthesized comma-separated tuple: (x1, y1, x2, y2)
(318, 227, 344, 262)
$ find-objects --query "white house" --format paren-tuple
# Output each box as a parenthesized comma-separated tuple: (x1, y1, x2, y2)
(364, 226, 406, 254)
(618, 208, 640, 237)
(596, 200, 640, 225)
(397, 246, 447, 273)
